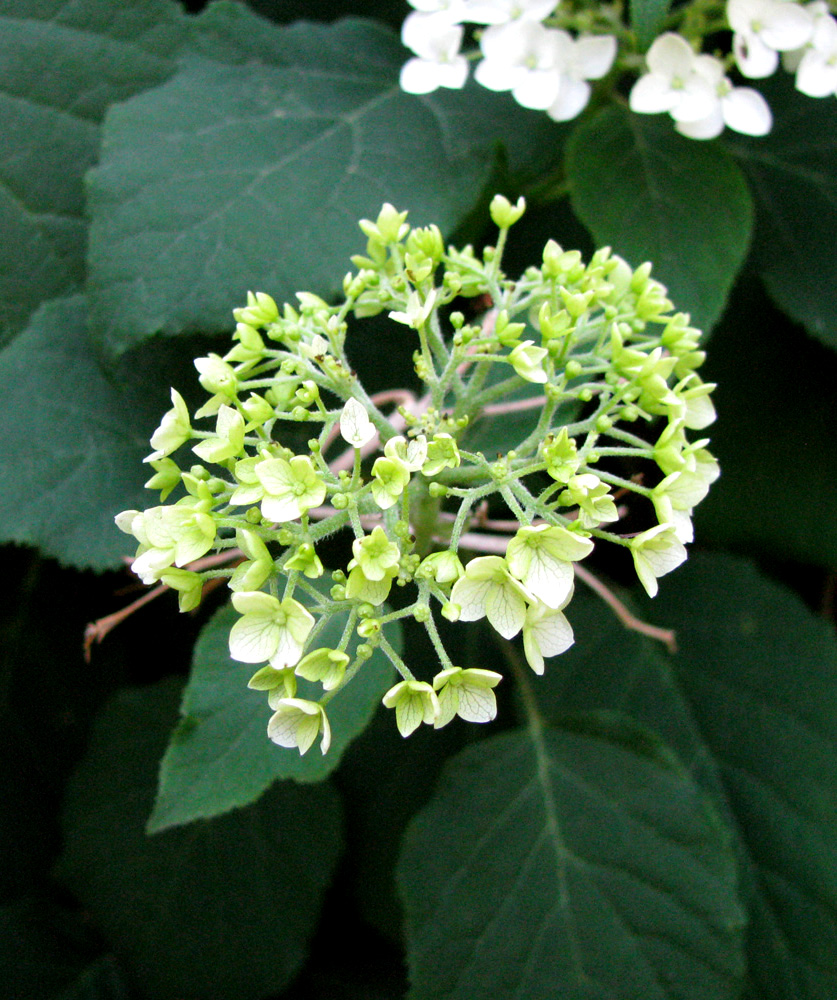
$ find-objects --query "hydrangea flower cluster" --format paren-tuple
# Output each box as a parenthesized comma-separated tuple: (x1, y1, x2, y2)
(398, 0, 837, 140)
(400, 0, 617, 122)
(117, 195, 717, 754)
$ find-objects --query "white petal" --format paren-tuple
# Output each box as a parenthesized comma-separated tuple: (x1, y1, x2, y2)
(261, 494, 302, 523)
(528, 607, 574, 658)
(434, 684, 459, 728)
(723, 87, 773, 134)
(574, 35, 617, 79)
(734, 32, 779, 78)
(229, 614, 279, 663)
(450, 576, 491, 621)
(796, 49, 837, 96)
(670, 76, 719, 122)
(646, 33, 697, 75)
(630, 73, 680, 113)
(760, 2, 815, 51)
(456, 685, 498, 723)
(340, 398, 376, 448)
(474, 56, 524, 91)
(512, 69, 563, 109)
(547, 77, 591, 121)
(676, 106, 725, 139)
(484, 583, 526, 639)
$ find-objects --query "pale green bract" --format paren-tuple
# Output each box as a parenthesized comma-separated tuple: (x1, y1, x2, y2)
(115, 195, 718, 750)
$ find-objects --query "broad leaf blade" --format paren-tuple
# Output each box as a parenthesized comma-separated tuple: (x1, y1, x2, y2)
(724, 75, 837, 349)
(0, 0, 184, 344)
(694, 282, 837, 568)
(648, 553, 837, 999)
(86, 14, 561, 354)
(398, 725, 745, 1000)
(58, 679, 343, 1000)
(0, 295, 183, 568)
(148, 598, 398, 831)
(566, 105, 753, 333)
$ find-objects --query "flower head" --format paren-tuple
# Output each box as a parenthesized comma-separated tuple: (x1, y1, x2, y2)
(267, 698, 331, 754)
(255, 455, 327, 522)
(522, 594, 575, 674)
(400, 13, 469, 94)
(505, 523, 593, 608)
(145, 388, 191, 462)
(382, 680, 440, 736)
(432, 667, 503, 727)
(629, 524, 688, 598)
(228, 591, 314, 668)
(449, 555, 534, 639)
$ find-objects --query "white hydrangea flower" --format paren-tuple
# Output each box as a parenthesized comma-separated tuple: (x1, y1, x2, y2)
(228, 591, 314, 668)
(463, 0, 557, 24)
(267, 699, 331, 755)
(629, 524, 688, 598)
(788, 2, 837, 96)
(505, 523, 593, 608)
(382, 680, 440, 737)
(475, 21, 566, 110)
(727, 0, 814, 78)
(449, 555, 534, 639)
(521, 592, 575, 674)
(145, 388, 191, 462)
(675, 54, 772, 139)
(340, 398, 376, 448)
(546, 34, 618, 122)
(629, 33, 717, 123)
(432, 667, 503, 727)
(400, 13, 469, 94)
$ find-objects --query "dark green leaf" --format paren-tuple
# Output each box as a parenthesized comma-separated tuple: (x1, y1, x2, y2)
(694, 281, 837, 568)
(533, 553, 837, 999)
(0, 295, 193, 569)
(648, 553, 837, 999)
(148, 598, 398, 832)
(724, 75, 837, 349)
(0, 0, 184, 343)
(630, 0, 671, 49)
(398, 723, 745, 1000)
(58, 679, 343, 1000)
(566, 105, 753, 333)
(86, 12, 563, 354)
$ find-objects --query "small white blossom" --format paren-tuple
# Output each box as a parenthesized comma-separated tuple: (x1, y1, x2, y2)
(475, 21, 565, 110)
(630, 524, 688, 598)
(521, 594, 575, 674)
(546, 34, 618, 122)
(400, 13, 469, 94)
(267, 699, 331, 755)
(383, 680, 440, 737)
(727, 0, 814, 78)
(145, 388, 191, 462)
(505, 523, 593, 608)
(629, 33, 717, 123)
(675, 54, 772, 139)
(340, 398, 376, 448)
(433, 667, 503, 727)
(449, 555, 534, 639)
(463, 0, 557, 24)
(788, 2, 837, 96)
(228, 591, 314, 668)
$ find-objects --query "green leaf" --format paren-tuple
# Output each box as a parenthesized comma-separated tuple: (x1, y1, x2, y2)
(648, 553, 837, 999)
(0, 0, 184, 344)
(630, 0, 671, 49)
(0, 295, 196, 569)
(148, 597, 398, 832)
(398, 723, 745, 1000)
(724, 75, 837, 349)
(534, 554, 837, 999)
(86, 12, 563, 354)
(694, 280, 837, 568)
(57, 679, 343, 1000)
(566, 105, 753, 333)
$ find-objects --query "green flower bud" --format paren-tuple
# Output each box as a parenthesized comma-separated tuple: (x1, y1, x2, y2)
(489, 194, 526, 229)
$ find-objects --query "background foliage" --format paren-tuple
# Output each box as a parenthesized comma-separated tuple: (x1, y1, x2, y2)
(0, 0, 834, 997)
